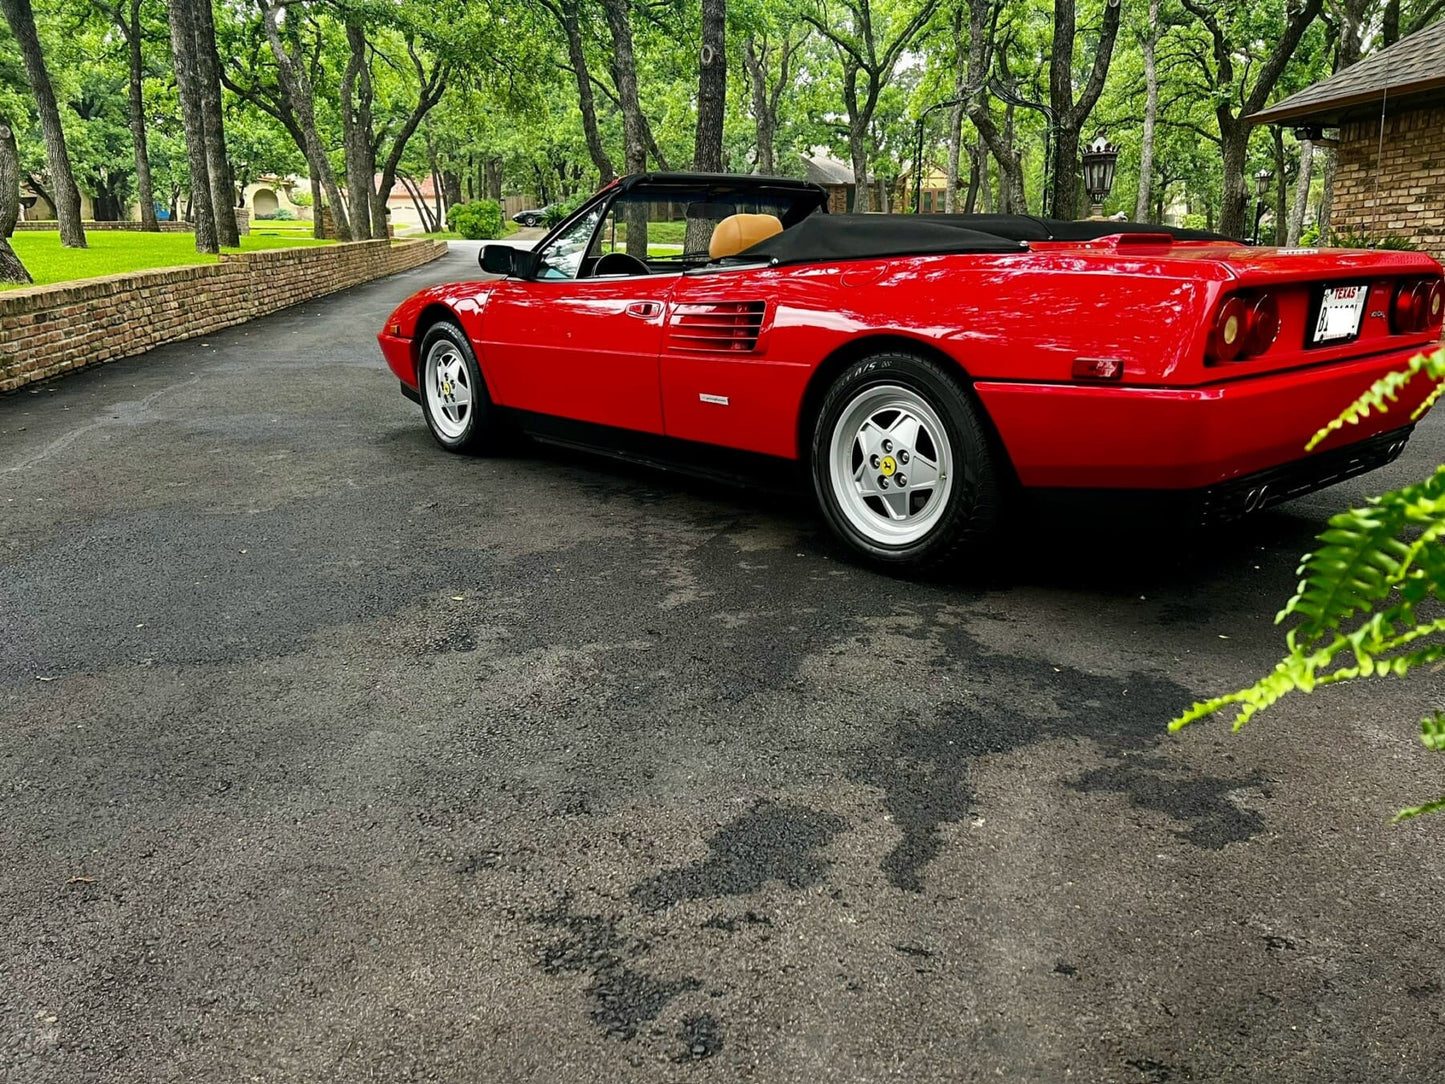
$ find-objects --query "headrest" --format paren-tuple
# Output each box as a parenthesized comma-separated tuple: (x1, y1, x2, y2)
(708, 213, 784, 259)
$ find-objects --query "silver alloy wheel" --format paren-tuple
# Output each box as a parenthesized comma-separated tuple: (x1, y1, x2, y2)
(424, 338, 473, 440)
(828, 383, 954, 546)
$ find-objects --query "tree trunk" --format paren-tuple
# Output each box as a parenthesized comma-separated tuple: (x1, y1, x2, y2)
(743, 37, 774, 174)
(1134, 0, 1160, 221)
(1383, 0, 1400, 44)
(693, 0, 726, 170)
(1217, 117, 1250, 239)
(600, 0, 647, 256)
(261, 2, 350, 241)
(0, 0, 85, 247)
(192, 0, 238, 246)
(400, 174, 435, 232)
(341, 22, 376, 239)
(124, 0, 159, 230)
(1271, 126, 1288, 246)
(1047, 0, 1122, 220)
(0, 120, 32, 283)
(1054, 127, 1081, 215)
(556, 0, 614, 183)
(1287, 139, 1314, 245)
(964, 0, 1024, 213)
(687, 0, 728, 250)
(167, 0, 218, 253)
(848, 124, 871, 214)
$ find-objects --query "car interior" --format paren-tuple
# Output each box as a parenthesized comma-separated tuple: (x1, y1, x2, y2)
(530, 181, 826, 281)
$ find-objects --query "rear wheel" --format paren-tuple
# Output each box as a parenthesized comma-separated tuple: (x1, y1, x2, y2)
(418, 320, 500, 454)
(810, 351, 1001, 572)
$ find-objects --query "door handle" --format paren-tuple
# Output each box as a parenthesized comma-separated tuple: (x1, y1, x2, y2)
(626, 302, 662, 318)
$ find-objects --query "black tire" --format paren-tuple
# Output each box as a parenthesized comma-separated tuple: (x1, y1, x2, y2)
(809, 351, 1002, 573)
(416, 319, 503, 455)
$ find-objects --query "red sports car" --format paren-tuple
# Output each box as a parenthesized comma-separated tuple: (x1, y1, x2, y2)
(378, 172, 1444, 571)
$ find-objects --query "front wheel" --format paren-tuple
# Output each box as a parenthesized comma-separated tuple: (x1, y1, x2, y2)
(810, 352, 1002, 573)
(418, 320, 501, 454)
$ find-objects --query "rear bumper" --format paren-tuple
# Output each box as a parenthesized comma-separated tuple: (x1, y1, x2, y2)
(1027, 425, 1413, 527)
(974, 346, 1438, 489)
(378, 332, 416, 389)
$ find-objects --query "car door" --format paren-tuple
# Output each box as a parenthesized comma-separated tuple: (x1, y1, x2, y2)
(659, 265, 793, 457)
(478, 200, 671, 435)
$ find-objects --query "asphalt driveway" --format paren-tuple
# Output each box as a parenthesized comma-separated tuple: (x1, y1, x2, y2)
(2, 243, 1442, 1082)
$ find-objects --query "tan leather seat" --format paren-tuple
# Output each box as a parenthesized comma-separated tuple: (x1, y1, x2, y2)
(708, 213, 783, 258)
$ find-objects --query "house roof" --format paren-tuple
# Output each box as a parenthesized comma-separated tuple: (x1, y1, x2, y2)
(1251, 19, 1445, 126)
(378, 173, 437, 200)
(801, 152, 855, 187)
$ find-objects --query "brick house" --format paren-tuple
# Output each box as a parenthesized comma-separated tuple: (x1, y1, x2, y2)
(1252, 19, 1445, 261)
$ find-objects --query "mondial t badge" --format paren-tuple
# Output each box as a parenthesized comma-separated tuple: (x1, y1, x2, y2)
(879, 455, 897, 477)
(699, 393, 730, 406)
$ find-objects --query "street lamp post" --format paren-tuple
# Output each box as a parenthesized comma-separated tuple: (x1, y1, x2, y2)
(912, 97, 967, 214)
(1080, 135, 1119, 218)
(1252, 168, 1273, 245)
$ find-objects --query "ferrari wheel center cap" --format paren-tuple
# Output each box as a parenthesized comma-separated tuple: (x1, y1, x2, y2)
(879, 455, 897, 477)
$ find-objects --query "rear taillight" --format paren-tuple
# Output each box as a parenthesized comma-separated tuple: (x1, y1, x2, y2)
(1212, 297, 1249, 361)
(1392, 277, 1444, 334)
(1209, 292, 1278, 362)
(1247, 294, 1280, 354)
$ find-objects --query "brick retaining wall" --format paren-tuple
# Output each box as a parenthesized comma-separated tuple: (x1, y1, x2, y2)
(1335, 105, 1445, 262)
(0, 238, 446, 392)
(14, 220, 192, 232)
(14, 209, 253, 236)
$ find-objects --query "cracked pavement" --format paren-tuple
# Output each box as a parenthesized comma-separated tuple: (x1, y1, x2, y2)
(2, 242, 1443, 1082)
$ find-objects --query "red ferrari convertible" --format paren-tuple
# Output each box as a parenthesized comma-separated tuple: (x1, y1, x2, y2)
(378, 172, 1444, 571)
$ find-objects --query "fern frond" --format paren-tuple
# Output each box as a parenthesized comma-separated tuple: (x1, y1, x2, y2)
(1392, 795, 1445, 823)
(1413, 378, 1445, 421)
(1172, 349, 1445, 816)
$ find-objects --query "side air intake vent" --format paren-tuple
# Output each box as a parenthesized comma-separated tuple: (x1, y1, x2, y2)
(667, 301, 767, 353)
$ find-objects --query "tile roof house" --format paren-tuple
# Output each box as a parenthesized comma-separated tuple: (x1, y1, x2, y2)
(1252, 19, 1445, 259)
(801, 151, 856, 213)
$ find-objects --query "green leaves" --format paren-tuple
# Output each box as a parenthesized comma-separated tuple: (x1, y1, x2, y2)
(1171, 347, 1445, 821)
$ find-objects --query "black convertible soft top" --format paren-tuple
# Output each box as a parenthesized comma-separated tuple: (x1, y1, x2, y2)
(736, 214, 1028, 265)
(919, 213, 1238, 243)
(732, 212, 1238, 266)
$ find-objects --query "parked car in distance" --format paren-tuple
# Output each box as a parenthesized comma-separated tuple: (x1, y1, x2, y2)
(379, 171, 1445, 573)
(511, 206, 552, 227)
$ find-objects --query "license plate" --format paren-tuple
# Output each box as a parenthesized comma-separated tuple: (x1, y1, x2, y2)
(1312, 284, 1368, 343)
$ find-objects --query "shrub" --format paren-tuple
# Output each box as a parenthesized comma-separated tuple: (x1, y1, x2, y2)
(254, 212, 275, 221)
(542, 193, 587, 228)
(447, 200, 504, 240)
(1326, 228, 1419, 251)
(273, 207, 295, 221)
(289, 189, 313, 207)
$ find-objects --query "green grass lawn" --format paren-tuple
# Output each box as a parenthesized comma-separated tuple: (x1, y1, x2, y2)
(247, 218, 319, 237)
(5, 230, 335, 289)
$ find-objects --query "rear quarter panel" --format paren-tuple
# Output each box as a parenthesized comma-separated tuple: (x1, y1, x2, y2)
(662, 251, 1227, 458)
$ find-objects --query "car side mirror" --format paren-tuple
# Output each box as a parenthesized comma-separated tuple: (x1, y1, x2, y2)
(480, 244, 528, 277)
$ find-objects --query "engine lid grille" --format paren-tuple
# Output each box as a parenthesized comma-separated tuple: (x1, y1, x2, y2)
(667, 301, 767, 353)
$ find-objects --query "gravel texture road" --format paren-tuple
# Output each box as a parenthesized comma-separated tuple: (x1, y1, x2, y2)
(3, 242, 1443, 1083)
